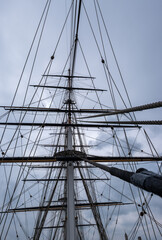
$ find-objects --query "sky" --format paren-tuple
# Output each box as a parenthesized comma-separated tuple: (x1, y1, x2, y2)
(0, 0, 162, 103)
(0, 0, 162, 239)
(0, 0, 162, 117)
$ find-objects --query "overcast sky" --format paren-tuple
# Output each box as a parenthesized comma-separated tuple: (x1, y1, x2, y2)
(0, 0, 162, 113)
(0, 0, 162, 239)
(0, 1, 162, 96)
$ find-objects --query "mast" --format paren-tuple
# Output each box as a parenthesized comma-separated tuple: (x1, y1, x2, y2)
(66, 1, 82, 239)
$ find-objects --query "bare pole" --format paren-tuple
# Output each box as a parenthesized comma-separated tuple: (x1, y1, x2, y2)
(67, 160, 75, 240)
(66, 79, 75, 239)
(66, 1, 82, 239)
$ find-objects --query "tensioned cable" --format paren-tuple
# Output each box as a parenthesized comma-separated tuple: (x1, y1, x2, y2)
(96, 0, 136, 120)
(82, 1, 135, 124)
(1, 128, 48, 238)
(76, 153, 154, 239)
(78, 163, 109, 240)
(78, 4, 137, 165)
(120, 137, 152, 240)
(89, 6, 160, 236)
(0, 0, 51, 148)
(0, 41, 75, 230)
(1, 0, 74, 157)
(143, 129, 161, 173)
(93, 0, 118, 116)
(33, 166, 63, 239)
(0, 3, 75, 232)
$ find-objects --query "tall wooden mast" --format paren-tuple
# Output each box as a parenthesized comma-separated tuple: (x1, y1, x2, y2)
(66, 1, 82, 239)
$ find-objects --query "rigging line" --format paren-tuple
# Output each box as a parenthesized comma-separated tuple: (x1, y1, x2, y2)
(36, 163, 63, 219)
(137, 192, 152, 240)
(18, 184, 46, 206)
(101, 173, 113, 224)
(137, 181, 160, 239)
(112, 131, 155, 157)
(124, 166, 153, 239)
(134, 215, 149, 240)
(82, 0, 133, 121)
(0, 127, 21, 215)
(52, 0, 74, 57)
(51, 209, 65, 240)
(110, 137, 134, 238)
(33, 166, 63, 240)
(145, 200, 162, 235)
(78, 41, 105, 113)
(86, 130, 146, 156)
(143, 129, 155, 157)
(0, 129, 49, 235)
(93, 0, 118, 117)
(75, 87, 110, 108)
(18, 66, 60, 163)
(38, 74, 68, 138)
(79, 39, 135, 132)
(73, 113, 86, 153)
(146, 209, 158, 239)
(0, 0, 51, 147)
(1, 0, 75, 159)
(21, 67, 53, 158)
(131, 219, 141, 240)
(71, 0, 77, 69)
(0, 60, 52, 164)
(103, 64, 135, 121)
(102, 57, 118, 114)
(70, 0, 82, 77)
(44, 40, 76, 114)
(70, 0, 75, 61)
(120, 135, 153, 240)
(1, 113, 23, 205)
(21, 0, 52, 110)
(74, 179, 84, 239)
(14, 213, 30, 240)
(0, 164, 13, 220)
(0, 130, 31, 218)
(105, 203, 118, 230)
(1, 164, 32, 238)
(1, 185, 47, 234)
(0, 180, 40, 211)
(111, 172, 127, 239)
(2, 133, 33, 221)
(78, 154, 158, 229)
(147, 210, 162, 232)
(82, 1, 102, 56)
(123, 128, 132, 157)
(96, 0, 136, 120)
(129, 128, 141, 155)
(77, 42, 114, 146)
(78, 164, 109, 240)
(113, 129, 126, 156)
(13, 216, 19, 240)
(65, 0, 69, 58)
(0, 125, 40, 149)
(129, 169, 155, 240)
(52, 115, 66, 156)
(0, 111, 9, 120)
(143, 129, 161, 174)
(124, 136, 156, 239)
(93, 161, 150, 240)
(3, 133, 59, 151)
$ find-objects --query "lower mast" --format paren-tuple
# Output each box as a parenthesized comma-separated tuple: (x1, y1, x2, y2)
(66, 127, 76, 240)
